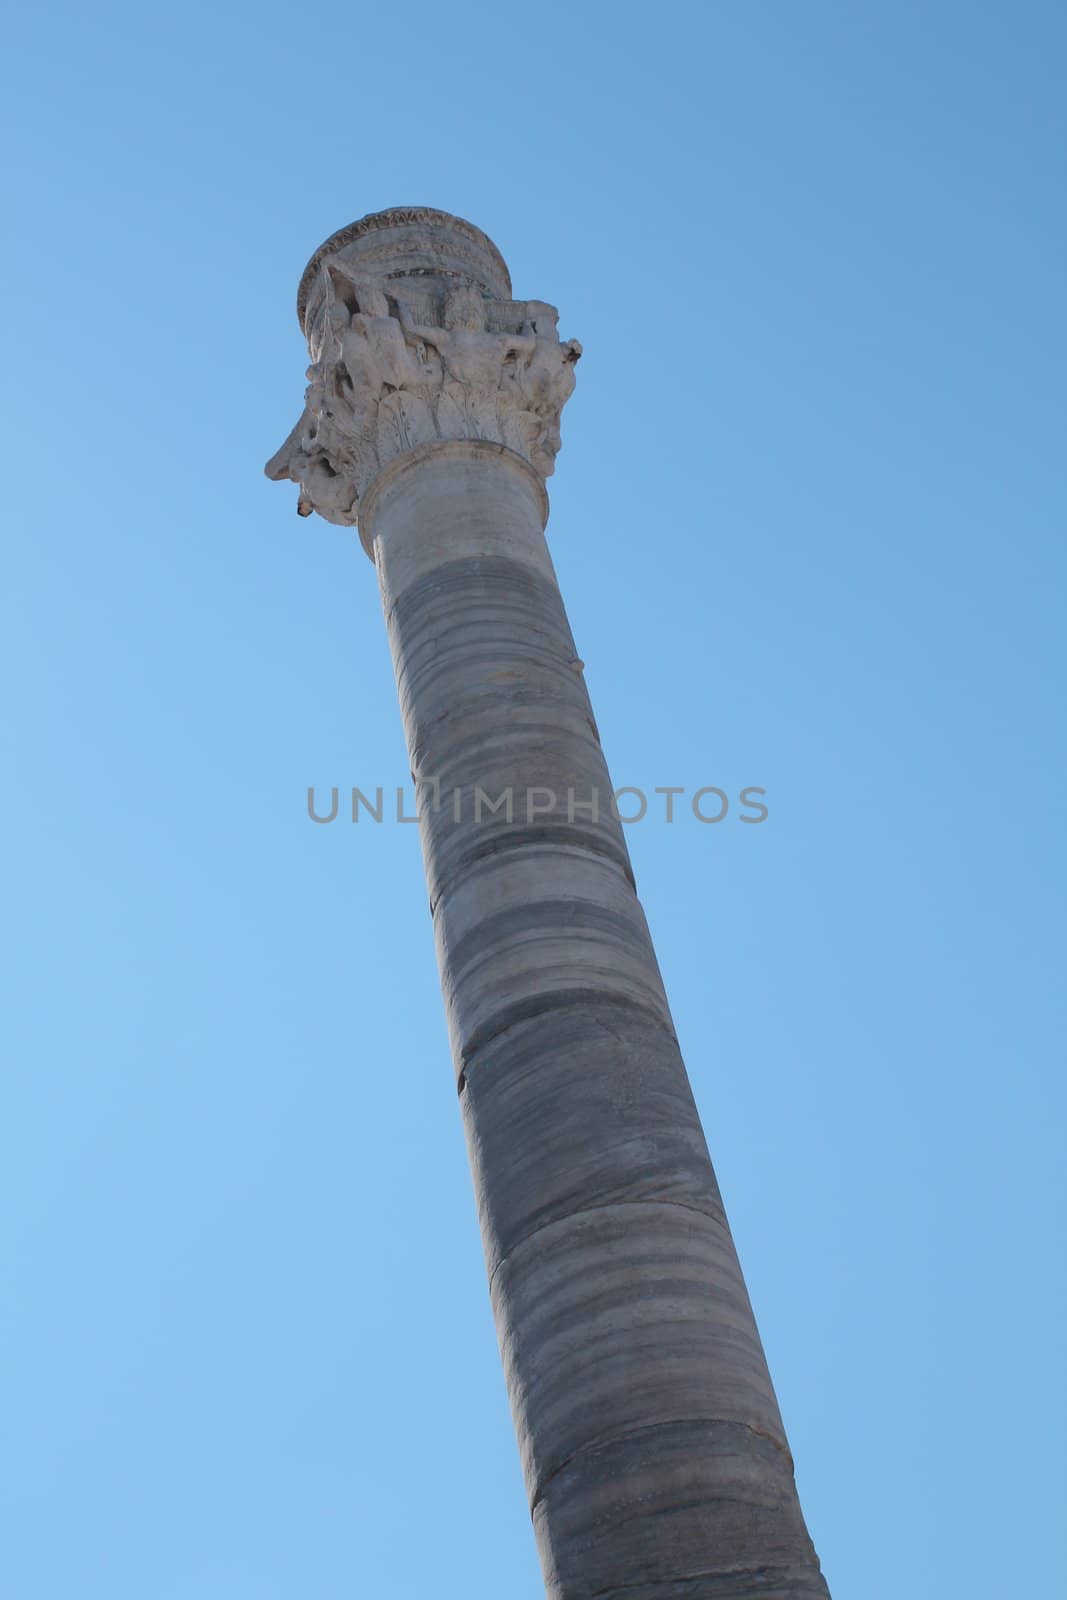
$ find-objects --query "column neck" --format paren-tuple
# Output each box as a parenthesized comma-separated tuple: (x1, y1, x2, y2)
(359, 439, 548, 561)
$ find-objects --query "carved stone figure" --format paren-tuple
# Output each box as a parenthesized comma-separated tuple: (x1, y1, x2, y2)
(407, 287, 528, 442)
(517, 301, 582, 416)
(329, 263, 424, 394)
(311, 295, 351, 367)
(264, 353, 362, 525)
(405, 286, 532, 388)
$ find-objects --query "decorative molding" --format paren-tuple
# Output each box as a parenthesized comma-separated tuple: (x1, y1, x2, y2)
(296, 207, 512, 331)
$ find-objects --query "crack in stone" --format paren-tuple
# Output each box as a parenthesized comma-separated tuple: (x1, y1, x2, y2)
(529, 1415, 796, 1519)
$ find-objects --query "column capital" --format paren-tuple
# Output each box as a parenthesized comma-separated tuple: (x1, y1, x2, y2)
(265, 207, 581, 534)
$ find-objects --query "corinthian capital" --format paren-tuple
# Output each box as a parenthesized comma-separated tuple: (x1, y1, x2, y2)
(265, 207, 581, 537)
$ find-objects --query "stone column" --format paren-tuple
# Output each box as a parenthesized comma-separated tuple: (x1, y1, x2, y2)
(267, 208, 829, 1599)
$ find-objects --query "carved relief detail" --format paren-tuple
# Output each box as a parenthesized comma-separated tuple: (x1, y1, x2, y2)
(266, 261, 580, 528)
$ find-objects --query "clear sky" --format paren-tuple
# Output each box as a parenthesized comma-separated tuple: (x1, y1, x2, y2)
(2, 3, 1064, 1595)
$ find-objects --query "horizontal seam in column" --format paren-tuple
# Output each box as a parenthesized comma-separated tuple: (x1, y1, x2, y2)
(444, 898, 657, 981)
(458, 989, 676, 1072)
(528, 1415, 796, 1519)
(582, 1563, 827, 1600)
(383, 553, 566, 626)
(486, 1196, 728, 1296)
(431, 838, 638, 916)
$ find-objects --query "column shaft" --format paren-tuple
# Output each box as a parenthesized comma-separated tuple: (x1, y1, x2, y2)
(367, 441, 829, 1599)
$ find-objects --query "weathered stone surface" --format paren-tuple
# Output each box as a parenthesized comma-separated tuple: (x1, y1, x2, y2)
(266, 209, 830, 1599)
(460, 1004, 725, 1278)
(265, 207, 580, 530)
(533, 1423, 828, 1600)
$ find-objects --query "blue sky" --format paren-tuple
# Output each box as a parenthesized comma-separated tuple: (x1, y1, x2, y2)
(2, 3, 1064, 1595)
